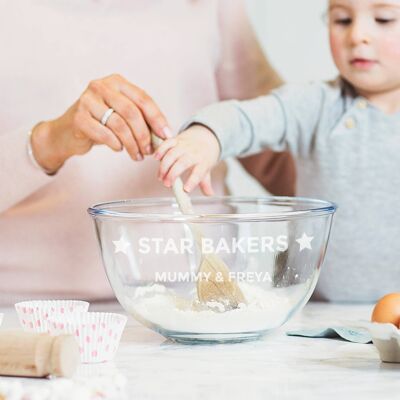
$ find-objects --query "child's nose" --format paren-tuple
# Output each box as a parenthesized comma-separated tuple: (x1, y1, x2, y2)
(348, 21, 371, 46)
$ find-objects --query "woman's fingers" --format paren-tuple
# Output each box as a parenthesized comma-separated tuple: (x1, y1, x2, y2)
(86, 75, 172, 158)
(100, 85, 152, 157)
(52, 74, 174, 167)
(81, 89, 144, 161)
(105, 112, 142, 160)
(116, 77, 172, 140)
(76, 112, 122, 151)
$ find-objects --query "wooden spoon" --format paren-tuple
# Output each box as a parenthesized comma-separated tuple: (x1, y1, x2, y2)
(152, 134, 246, 310)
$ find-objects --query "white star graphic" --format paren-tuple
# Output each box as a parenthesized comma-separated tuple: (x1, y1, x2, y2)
(113, 235, 131, 255)
(296, 233, 314, 252)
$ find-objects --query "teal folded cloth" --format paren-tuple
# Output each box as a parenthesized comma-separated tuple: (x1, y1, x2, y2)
(286, 327, 372, 344)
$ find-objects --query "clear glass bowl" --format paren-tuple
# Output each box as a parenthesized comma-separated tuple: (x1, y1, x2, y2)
(88, 196, 336, 344)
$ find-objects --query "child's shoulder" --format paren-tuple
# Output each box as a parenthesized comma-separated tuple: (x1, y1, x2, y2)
(271, 77, 349, 121)
(272, 78, 345, 105)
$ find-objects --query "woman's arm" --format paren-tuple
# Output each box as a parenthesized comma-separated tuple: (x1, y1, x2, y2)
(215, 0, 295, 196)
(0, 126, 54, 213)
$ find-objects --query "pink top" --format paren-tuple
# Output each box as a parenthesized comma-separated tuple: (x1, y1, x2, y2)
(0, 0, 276, 303)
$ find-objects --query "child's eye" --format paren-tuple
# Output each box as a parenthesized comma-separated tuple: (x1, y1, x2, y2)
(334, 18, 352, 25)
(375, 18, 396, 24)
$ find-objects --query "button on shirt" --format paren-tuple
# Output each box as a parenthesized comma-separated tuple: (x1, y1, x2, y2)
(186, 79, 400, 302)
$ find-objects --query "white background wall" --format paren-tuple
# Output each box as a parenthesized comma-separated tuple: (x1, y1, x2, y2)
(226, 0, 339, 196)
(245, 0, 337, 82)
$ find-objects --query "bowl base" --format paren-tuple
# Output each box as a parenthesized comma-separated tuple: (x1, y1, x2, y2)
(155, 326, 268, 344)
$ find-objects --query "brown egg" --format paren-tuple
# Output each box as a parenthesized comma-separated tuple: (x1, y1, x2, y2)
(371, 293, 400, 326)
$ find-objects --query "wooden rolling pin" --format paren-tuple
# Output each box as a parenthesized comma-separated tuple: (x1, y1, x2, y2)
(0, 331, 79, 378)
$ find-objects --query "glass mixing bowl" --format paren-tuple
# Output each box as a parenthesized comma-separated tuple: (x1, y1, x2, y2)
(88, 196, 336, 344)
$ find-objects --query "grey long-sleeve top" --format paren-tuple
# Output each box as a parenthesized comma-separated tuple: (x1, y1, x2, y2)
(184, 80, 400, 302)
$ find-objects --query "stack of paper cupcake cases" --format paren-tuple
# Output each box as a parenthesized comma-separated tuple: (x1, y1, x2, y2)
(48, 312, 127, 363)
(14, 300, 89, 333)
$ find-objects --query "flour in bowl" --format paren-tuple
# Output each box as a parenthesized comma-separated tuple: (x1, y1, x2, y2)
(123, 282, 305, 334)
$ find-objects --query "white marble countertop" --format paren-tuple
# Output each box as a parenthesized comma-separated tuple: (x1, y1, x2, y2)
(1, 301, 399, 400)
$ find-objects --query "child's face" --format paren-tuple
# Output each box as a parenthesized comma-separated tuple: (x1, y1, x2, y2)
(329, 0, 400, 94)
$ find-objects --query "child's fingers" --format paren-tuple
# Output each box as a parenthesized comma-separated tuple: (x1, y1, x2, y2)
(153, 137, 177, 160)
(163, 155, 196, 187)
(199, 172, 214, 196)
(158, 146, 186, 180)
(183, 164, 207, 193)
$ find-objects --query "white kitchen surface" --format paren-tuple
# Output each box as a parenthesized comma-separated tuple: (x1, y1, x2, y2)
(1, 301, 399, 399)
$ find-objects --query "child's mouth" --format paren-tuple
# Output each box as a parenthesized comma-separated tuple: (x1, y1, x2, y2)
(350, 58, 377, 70)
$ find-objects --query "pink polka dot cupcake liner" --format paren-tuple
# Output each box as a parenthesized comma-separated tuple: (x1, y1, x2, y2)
(14, 300, 89, 333)
(48, 312, 127, 363)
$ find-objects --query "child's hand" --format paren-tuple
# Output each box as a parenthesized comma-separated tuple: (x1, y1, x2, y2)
(154, 125, 220, 195)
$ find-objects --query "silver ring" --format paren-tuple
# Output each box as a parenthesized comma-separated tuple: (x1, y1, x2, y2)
(100, 108, 114, 126)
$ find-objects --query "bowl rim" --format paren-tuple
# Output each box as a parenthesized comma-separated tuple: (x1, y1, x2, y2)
(87, 195, 337, 223)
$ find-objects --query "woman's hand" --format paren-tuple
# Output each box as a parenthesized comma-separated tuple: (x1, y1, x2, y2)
(31, 74, 172, 173)
(154, 124, 221, 195)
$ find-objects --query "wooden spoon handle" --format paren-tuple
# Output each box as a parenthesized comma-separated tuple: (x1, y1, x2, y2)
(171, 177, 195, 215)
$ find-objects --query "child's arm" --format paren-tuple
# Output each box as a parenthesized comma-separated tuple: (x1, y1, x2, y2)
(155, 83, 326, 193)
